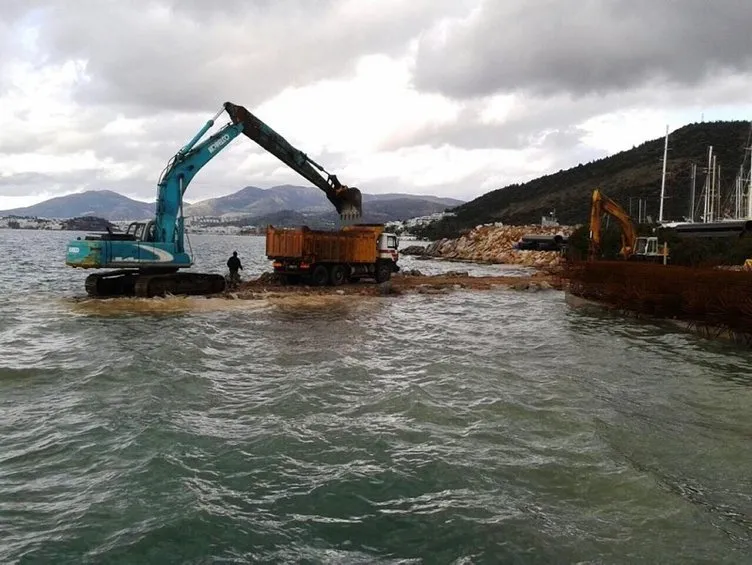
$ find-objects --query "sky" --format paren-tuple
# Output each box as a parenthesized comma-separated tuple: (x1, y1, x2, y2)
(1, 0, 751, 210)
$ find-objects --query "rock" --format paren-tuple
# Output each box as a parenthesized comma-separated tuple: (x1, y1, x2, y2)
(417, 286, 448, 294)
(256, 272, 284, 285)
(416, 224, 575, 267)
(401, 245, 427, 256)
(335, 290, 346, 295)
(445, 270, 469, 277)
(400, 268, 424, 276)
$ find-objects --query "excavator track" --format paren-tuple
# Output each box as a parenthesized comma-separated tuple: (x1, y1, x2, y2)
(133, 272, 226, 298)
(85, 271, 139, 297)
(84, 270, 225, 298)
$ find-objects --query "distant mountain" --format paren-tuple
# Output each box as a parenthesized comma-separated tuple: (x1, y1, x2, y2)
(0, 185, 463, 223)
(222, 196, 458, 229)
(184, 185, 463, 217)
(362, 193, 465, 206)
(0, 190, 155, 221)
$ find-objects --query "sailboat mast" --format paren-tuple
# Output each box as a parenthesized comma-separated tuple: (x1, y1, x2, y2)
(659, 125, 668, 222)
(748, 144, 752, 218)
(689, 163, 696, 221)
(704, 146, 713, 222)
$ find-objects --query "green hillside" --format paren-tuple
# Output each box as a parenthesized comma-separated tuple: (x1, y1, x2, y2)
(420, 120, 751, 238)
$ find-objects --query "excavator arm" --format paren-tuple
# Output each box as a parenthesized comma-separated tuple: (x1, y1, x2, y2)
(589, 188, 637, 260)
(223, 102, 362, 220)
(155, 114, 245, 248)
(153, 101, 363, 247)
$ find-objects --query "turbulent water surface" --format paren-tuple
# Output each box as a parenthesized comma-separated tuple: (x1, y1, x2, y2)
(1, 229, 751, 564)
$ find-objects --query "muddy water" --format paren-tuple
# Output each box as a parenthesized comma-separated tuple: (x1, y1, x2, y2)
(1, 229, 751, 564)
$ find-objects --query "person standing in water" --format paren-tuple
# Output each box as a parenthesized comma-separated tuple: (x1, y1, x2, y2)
(227, 251, 243, 286)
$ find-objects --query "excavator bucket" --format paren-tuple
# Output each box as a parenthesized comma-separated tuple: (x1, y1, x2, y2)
(333, 186, 363, 220)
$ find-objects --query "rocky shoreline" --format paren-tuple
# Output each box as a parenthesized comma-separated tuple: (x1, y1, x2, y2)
(402, 224, 575, 269)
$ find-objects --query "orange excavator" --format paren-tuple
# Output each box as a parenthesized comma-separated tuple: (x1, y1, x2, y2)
(588, 188, 668, 262)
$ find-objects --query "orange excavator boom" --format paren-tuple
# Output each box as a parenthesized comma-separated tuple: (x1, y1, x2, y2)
(588, 188, 638, 260)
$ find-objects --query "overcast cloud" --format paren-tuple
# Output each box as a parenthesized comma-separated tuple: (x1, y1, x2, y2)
(413, 0, 752, 98)
(0, 0, 751, 210)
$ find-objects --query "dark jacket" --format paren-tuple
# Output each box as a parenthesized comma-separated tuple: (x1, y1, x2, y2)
(227, 256, 242, 271)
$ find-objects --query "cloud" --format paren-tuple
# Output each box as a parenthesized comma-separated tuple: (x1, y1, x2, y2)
(383, 70, 752, 157)
(30, 0, 467, 113)
(413, 0, 752, 99)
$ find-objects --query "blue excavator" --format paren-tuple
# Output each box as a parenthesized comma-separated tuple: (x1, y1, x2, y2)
(65, 101, 363, 298)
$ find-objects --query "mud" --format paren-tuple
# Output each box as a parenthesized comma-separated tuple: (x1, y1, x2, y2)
(231, 270, 565, 299)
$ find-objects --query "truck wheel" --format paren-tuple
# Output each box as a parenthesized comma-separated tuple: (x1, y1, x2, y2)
(330, 264, 347, 286)
(375, 261, 392, 283)
(311, 264, 329, 286)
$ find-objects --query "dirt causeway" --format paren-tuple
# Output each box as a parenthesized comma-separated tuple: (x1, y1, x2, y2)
(233, 270, 565, 299)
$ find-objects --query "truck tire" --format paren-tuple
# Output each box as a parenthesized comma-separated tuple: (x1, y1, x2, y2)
(330, 264, 347, 286)
(311, 264, 329, 286)
(375, 261, 392, 283)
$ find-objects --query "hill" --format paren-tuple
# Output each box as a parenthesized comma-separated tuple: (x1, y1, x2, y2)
(0, 185, 463, 224)
(184, 185, 462, 217)
(420, 120, 752, 238)
(0, 190, 155, 221)
(215, 197, 458, 230)
(185, 185, 328, 217)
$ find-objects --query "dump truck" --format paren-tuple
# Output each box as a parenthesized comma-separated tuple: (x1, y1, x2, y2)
(266, 224, 400, 285)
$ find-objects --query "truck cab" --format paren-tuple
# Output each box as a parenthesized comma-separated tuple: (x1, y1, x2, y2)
(377, 232, 400, 268)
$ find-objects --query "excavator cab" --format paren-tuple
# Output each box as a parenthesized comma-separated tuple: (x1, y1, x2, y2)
(633, 236, 668, 263)
(635, 236, 658, 256)
(123, 221, 157, 242)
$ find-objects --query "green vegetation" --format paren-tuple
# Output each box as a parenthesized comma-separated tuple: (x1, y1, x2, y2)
(425, 120, 751, 239)
(656, 230, 752, 268)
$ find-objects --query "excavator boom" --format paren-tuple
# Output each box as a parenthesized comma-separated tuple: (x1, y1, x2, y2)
(589, 188, 638, 260)
(223, 102, 362, 220)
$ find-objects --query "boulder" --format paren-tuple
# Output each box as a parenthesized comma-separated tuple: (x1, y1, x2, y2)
(417, 224, 576, 267)
(401, 245, 428, 256)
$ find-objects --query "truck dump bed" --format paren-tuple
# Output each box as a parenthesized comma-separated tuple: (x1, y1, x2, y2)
(266, 225, 382, 264)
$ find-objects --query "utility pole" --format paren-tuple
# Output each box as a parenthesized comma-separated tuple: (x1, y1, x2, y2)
(659, 124, 669, 223)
